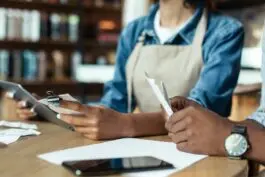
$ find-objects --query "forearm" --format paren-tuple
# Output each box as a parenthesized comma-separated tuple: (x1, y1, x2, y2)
(220, 119, 265, 163)
(212, 118, 265, 163)
(238, 120, 265, 164)
(125, 112, 168, 137)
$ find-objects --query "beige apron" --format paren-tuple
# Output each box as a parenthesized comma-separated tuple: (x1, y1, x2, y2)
(126, 10, 207, 113)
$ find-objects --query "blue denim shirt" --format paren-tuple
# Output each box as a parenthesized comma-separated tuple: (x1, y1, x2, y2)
(100, 4, 244, 117)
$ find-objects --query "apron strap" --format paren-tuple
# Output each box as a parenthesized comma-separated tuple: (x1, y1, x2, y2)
(192, 9, 208, 47)
(127, 31, 146, 113)
(127, 9, 207, 113)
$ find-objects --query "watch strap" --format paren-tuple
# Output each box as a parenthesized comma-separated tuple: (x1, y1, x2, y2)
(226, 125, 249, 159)
(231, 125, 247, 135)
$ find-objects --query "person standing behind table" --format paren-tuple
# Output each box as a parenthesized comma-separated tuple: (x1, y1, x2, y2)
(15, 0, 244, 140)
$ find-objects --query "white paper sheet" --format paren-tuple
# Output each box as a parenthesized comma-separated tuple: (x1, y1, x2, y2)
(123, 169, 177, 177)
(59, 94, 79, 102)
(145, 73, 173, 118)
(46, 105, 84, 116)
(0, 120, 38, 130)
(38, 138, 207, 175)
(0, 128, 41, 144)
(0, 135, 20, 144)
(0, 128, 41, 136)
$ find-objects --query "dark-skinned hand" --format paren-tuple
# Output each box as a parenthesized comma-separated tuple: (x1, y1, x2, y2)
(165, 105, 233, 156)
(170, 96, 200, 112)
(10, 93, 40, 120)
(59, 100, 133, 140)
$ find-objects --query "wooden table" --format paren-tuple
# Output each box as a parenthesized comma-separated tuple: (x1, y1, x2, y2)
(0, 122, 249, 177)
(230, 83, 261, 122)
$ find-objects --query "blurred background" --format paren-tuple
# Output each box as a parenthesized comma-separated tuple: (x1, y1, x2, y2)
(0, 0, 264, 121)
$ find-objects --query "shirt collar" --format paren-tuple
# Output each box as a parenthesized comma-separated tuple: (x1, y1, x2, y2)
(143, 3, 205, 44)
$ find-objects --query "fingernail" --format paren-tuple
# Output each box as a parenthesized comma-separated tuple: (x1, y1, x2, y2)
(56, 114, 61, 119)
(30, 108, 35, 113)
(21, 101, 27, 107)
(6, 91, 15, 98)
(32, 111, 37, 117)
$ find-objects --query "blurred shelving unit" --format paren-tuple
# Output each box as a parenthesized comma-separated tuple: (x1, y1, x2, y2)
(0, 40, 117, 51)
(16, 79, 104, 98)
(0, 0, 122, 99)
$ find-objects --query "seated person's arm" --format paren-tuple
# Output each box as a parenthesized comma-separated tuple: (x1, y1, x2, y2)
(241, 32, 265, 162)
(242, 119, 265, 164)
(165, 103, 265, 163)
(188, 23, 244, 117)
(243, 28, 265, 163)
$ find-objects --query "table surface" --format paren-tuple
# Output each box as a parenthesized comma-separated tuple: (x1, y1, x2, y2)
(0, 122, 249, 177)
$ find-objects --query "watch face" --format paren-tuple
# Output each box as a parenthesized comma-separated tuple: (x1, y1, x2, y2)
(225, 134, 248, 157)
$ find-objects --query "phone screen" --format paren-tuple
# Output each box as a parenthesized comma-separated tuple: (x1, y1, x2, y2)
(62, 156, 174, 176)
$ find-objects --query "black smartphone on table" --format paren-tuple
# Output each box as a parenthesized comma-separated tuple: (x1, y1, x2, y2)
(62, 156, 174, 176)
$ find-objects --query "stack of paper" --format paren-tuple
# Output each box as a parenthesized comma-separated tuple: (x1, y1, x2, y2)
(38, 138, 207, 176)
(0, 121, 41, 145)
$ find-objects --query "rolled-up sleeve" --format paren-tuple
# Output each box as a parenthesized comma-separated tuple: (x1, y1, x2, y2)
(188, 24, 244, 117)
(100, 28, 136, 113)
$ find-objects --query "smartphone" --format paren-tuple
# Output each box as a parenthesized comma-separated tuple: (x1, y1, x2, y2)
(62, 156, 174, 176)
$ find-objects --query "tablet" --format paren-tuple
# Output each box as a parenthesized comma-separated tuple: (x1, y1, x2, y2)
(62, 156, 174, 176)
(0, 80, 74, 131)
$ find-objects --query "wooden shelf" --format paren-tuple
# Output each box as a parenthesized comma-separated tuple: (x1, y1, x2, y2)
(0, 40, 77, 51)
(0, 1, 121, 51)
(85, 41, 118, 51)
(0, 1, 80, 13)
(216, 0, 265, 10)
(234, 83, 262, 95)
(0, 40, 117, 51)
(0, 1, 121, 14)
(0, 1, 119, 101)
(10, 79, 104, 97)
(89, 5, 122, 15)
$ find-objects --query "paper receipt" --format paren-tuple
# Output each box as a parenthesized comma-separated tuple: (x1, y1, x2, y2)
(39, 94, 84, 116)
(0, 121, 38, 130)
(145, 73, 173, 118)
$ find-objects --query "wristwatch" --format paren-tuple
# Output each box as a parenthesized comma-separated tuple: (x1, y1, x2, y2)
(224, 125, 250, 159)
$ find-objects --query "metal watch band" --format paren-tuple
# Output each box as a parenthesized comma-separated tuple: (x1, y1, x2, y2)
(231, 125, 247, 136)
